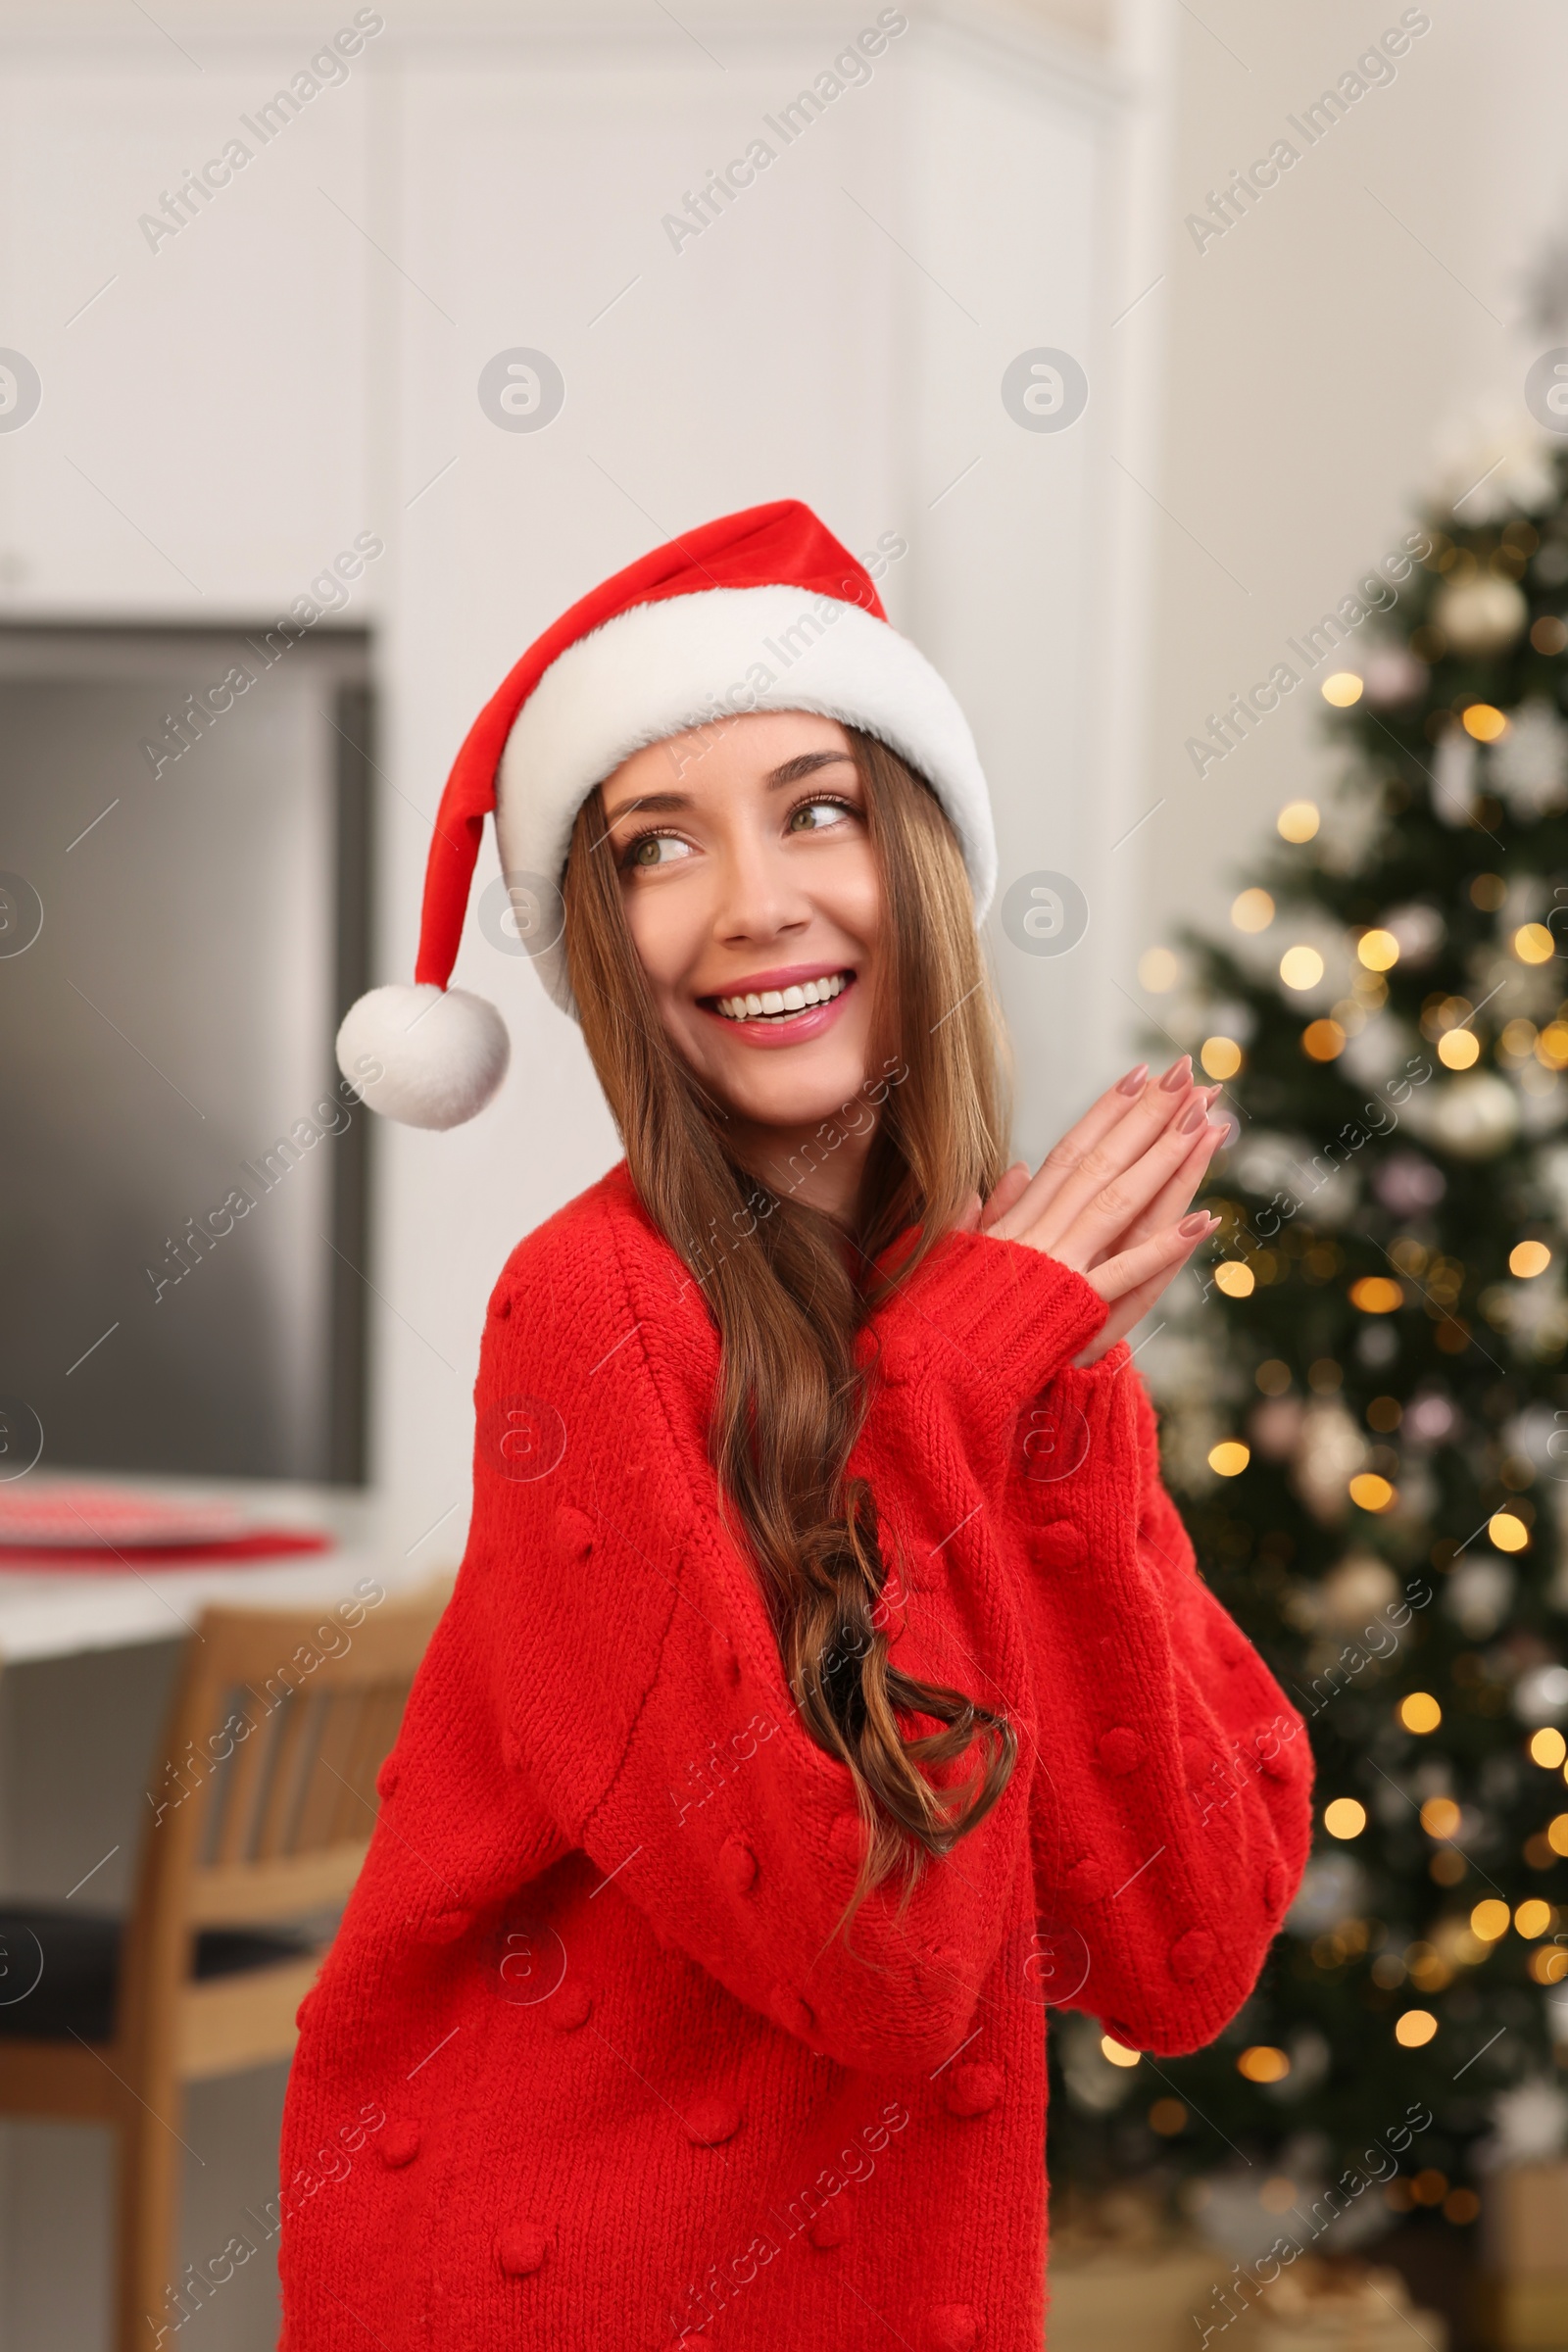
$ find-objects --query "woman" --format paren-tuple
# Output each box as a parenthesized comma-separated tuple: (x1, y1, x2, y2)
(282, 502, 1312, 2350)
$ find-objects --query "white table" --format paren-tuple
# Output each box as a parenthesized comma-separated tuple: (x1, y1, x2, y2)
(0, 1475, 456, 1663)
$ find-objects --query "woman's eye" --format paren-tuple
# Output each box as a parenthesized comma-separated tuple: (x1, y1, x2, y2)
(622, 831, 691, 869)
(788, 797, 857, 834)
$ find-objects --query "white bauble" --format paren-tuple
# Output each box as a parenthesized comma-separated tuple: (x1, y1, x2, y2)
(1401, 1070, 1520, 1160)
(1434, 573, 1528, 654)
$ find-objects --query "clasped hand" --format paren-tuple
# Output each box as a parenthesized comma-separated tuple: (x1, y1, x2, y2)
(956, 1054, 1228, 1367)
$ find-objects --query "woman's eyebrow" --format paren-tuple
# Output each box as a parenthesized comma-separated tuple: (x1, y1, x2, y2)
(764, 750, 858, 788)
(602, 749, 856, 826)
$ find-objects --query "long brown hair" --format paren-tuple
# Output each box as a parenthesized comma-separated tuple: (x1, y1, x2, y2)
(562, 726, 1017, 1927)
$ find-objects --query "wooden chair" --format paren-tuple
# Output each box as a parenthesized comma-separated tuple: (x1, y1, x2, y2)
(0, 1579, 451, 2352)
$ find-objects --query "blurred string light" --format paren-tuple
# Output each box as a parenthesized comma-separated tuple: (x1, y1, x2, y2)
(1513, 1242, 1553, 1278)
(1278, 801, 1319, 843)
(1231, 888, 1275, 932)
(1280, 945, 1324, 990)
(1321, 672, 1364, 707)
(1460, 702, 1508, 742)
(1207, 1441, 1250, 1477)
(1138, 947, 1178, 992)
(1400, 1692, 1443, 1734)
(1529, 1727, 1567, 1768)
(1357, 928, 1399, 970)
(1323, 1798, 1366, 1839)
(1200, 1036, 1242, 1079)
(1302, 1018, 1346, 1061)
(1514, 922, 1555, 963)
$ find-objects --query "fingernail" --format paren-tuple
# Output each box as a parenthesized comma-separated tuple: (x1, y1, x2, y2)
(1179, 1100, 1206, 1133)
(1160, 1056, 1193, 1093)
(1117, 1063, 1149, 1095)
(1179, 1210, 1209, 1237)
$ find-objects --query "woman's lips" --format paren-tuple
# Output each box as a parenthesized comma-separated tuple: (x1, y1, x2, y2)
(698, 972, 858, 1051)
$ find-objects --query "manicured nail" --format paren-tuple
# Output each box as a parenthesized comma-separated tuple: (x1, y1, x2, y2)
(1179, 1100, 1206, 1133)
(1160, 1056, 1193, 1092)
(1179, 1211, 1210, 1237)
(1117, 1063, 1149, 1095)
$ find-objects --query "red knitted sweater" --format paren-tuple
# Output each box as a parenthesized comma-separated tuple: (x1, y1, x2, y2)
(277, 1162, 1312, 2351)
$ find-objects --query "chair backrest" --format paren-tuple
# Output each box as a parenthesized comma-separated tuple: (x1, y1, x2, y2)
(117, 1578, 452, 2061)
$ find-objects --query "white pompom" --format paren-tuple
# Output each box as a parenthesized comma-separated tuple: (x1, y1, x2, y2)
(336, 984, 511, 1130)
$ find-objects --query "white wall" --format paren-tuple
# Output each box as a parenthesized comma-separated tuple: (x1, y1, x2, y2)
(1127, 0, 1568, 1006)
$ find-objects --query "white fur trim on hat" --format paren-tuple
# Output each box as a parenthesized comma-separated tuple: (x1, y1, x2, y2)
(495, 586, 996, 1016)
(336, 983, 510, 1131)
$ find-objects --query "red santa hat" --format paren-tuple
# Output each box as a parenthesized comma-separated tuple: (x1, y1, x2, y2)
(337, 498, 996, 1128)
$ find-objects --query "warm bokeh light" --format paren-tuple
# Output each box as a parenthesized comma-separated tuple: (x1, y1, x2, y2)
(1549, 1814, 1568, 1858)
(1515, 1899, 1553, 1939)
(1214, 1261, 1254, 1298)
(1471, 1899, 1510, 1941)
(1470, 872, 1508, 909)
(1302, 1018, 1347, 1061)
(1357, 928, 1399, 970)
(1532, 616, 1568, 655)
(1531, 1947, 1568, 1984)
(1349, 1277, 1403, 1313)
(1231, 888, 1275, 933)
(1531, 1728, 1568, 1769)
(1280, 945, 1325, 990)
(1515, 923, 1556, 965)
(1349, 1473, 1396, 1512)
(1137, 946, 1179, 992)
(1278, 801, 1320, 843)
(1237, 2045, 1291, 2083)
(1461, 702, 1508, 742)
(1200, 1036, 1243, 1080)
(1437, 1029, 1480, 1069)
(1149, 2098, 1188, 2134)
(1322, 671, 1364, 707)
(1539, 1021, 1568, 1067)
(1324, 1798, 1366, 1839)
(1400, 1692, 1443, 1735)
(1419, 1796, 1460, 1838)
(1208, 1441, 1250, 1478)
(1511, 1242, 1552, 1279)
(1395, 2010, 1438, 2047)
(1101, 2034, 1140, 2068)
(1490, 1511, 1530, 1552)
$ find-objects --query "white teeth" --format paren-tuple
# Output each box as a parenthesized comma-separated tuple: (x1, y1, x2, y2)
(712, 971, 849, 1021)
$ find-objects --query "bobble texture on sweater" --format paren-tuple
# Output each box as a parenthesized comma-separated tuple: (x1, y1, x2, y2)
(278, 1162, 1311, 2349)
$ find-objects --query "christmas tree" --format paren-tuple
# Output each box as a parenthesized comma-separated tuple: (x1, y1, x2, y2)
(1048, 427, 1568, 2272)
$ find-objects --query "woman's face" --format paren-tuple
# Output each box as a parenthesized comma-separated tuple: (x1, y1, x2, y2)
(601, 710, 884, 1143)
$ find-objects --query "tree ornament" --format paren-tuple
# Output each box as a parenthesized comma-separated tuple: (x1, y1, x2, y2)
(1399, 1070, 1520, 1159)
(1433, 572, 1528, 654)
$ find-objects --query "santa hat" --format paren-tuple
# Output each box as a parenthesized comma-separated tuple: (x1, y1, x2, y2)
(337, 498, 996, 1129)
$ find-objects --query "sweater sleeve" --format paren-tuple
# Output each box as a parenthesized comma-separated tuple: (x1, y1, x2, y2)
(1006, 1348, 1312, 2053)
(460, 1200, 1039, 2079)
(863, 1238, 1312, 2056)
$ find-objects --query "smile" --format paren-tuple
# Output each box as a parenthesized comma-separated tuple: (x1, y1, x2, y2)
(710, 971, 853, 1024)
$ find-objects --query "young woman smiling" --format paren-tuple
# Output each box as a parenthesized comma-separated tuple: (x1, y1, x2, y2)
(284, 503, 1311, 2352)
